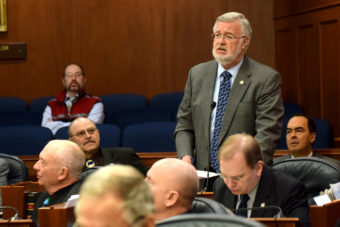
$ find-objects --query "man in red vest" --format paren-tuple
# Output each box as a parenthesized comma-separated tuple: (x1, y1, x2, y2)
(41, 63, 104, 135)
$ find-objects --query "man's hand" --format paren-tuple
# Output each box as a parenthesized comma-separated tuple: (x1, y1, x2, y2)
(181, 155, 192, 165)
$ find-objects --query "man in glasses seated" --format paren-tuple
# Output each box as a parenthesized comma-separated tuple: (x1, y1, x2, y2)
(42, 63, 104, 135)
(214, 133, 310, 227)
(68, 117, 148, 175)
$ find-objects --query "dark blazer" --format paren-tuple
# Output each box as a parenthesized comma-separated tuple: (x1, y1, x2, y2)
(273, 152, 340, 167)
(32, 180, 82, 225)
(101, 147, 148, 176)
(174, 57, 283, 168)
(213, 166, 310, 227)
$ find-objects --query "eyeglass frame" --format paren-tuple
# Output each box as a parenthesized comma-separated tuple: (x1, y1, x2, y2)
(71, 127, 98, 138)
(218, 172, 244, 182)
(64, 72, 84, 78)
(211, 32, 246, 41)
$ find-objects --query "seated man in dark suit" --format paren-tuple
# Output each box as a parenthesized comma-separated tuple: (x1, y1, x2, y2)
(68, 117, 148, 175)
(214, 133, 310, 227)
(32, 140, 85, 225)
(145, 158, 199, 221)
(274, 113, 340, 166)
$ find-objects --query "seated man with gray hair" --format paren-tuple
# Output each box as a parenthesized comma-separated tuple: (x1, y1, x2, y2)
(75, 164, 155, 227)
(32, 140, 85, 225)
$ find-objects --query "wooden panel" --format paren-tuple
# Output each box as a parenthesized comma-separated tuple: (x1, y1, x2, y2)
(319, 20, 340, 136)
(0, 0, 275, 102)
(297, 24, 321, 116)
(275, 28, 299, 102)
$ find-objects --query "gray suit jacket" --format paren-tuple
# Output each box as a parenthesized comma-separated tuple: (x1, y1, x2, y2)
(175, 56, 283, 169)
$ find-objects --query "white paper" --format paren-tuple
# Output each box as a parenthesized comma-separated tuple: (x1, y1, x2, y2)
(196, 170, 219, 179)
(314, 194, 332, 206)
(64, 194, 80, 208)
(331, 182, 340, 200)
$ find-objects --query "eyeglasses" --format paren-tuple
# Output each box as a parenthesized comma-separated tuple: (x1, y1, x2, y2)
(65, 72, 83, 78)
(218, 172, 244, 182)
(211, 32, 246, 41)
(72, 128, 97, 138)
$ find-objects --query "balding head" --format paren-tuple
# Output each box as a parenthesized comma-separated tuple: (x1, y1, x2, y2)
(33, 140, 85, 194)
(68, 117, 100, 158)
(146, 158, 199, 221)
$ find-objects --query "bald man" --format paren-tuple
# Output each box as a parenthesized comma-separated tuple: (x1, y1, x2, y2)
(32, 140, 85, 225)
(145, 158, 199, 221)
(69, 117, 148, 175)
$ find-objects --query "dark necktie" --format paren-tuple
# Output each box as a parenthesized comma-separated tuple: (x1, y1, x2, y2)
(236, 194, 250, 217)
(210, 71, 232, 171)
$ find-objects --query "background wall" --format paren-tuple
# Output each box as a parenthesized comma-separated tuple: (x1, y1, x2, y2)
(274, 0, 340, 138)
(0, 0, 274, 102)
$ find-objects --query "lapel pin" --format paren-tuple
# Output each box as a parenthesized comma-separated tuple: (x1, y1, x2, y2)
(240, 80, 245, 85)
(260, 202, 265, 207)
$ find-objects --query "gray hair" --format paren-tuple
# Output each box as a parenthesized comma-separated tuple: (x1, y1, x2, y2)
(213, 12, 252, 38)
(76, 165, 154, 227)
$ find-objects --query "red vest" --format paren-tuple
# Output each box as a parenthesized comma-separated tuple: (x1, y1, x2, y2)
(48, 89, 101, 122)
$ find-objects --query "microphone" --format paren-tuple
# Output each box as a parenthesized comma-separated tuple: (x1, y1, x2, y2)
(231, 205, 285, 219)
(211, 102, 216, 109)
(0, 206, 20, 221)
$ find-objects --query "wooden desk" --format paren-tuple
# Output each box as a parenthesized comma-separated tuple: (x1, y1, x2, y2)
(1, 182, 44, 219)
(251, 218, 301, 227)
(0, 220, 34, 227)
(38, 203, 75, 227)
(19, 152, 178, 181)
(309, 199, 340, 227)
(196, 192, 214, 199)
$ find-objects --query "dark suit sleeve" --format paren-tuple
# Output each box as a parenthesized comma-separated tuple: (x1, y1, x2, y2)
(174, 68, 195, 159)
(104, 147, 149, 176)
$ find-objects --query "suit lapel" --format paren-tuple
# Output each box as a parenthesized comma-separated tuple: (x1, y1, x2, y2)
(201, 61, 218, 146)
(251, 167, 274, 217)
(218, 57, 252, 146)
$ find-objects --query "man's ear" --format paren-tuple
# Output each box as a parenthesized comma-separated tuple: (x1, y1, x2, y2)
(310, 132, 316, 144)
(164, 190, 179, 208)
(57, 167, 69, 181)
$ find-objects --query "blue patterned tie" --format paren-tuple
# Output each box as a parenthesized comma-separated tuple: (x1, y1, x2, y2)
(236, 194, 250, 217)
(210, 71, 232, 172)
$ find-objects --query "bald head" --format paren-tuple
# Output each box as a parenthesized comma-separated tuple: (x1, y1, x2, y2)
(218, 133, 262, 169)
(34, 140, 85, 194)
(146, 158, 199, 221)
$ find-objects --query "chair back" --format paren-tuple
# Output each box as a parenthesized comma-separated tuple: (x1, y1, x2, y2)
(272, 157, 340, 205)
(122, 122, 176, 153)
(0, 126, 53, 155)
(29, 96, 54, 113)
(156, 213, 265, 227)
(150, 92, 184, 121)
(0, 97, 27, 112)
(191, 197, 230, 214)
(0, 153, 28, 184)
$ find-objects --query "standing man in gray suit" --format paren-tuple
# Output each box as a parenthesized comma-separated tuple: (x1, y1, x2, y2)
(175, 12, 284, 173)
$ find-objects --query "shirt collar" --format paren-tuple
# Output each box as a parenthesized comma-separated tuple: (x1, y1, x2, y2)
(217, 56, 244, 79)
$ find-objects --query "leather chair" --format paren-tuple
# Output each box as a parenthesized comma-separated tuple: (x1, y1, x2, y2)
(0, 153, 28, 184)
(272, 157, 340, 205)
(156, 213, 265, 227)
(191, 197, 232, 214)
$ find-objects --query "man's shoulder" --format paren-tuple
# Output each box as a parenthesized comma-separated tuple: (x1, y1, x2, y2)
(273, 155, 290, 164)
(190, 60, 217, 73)
(263, 166, 303, 188)
(243, 56, 278, 74)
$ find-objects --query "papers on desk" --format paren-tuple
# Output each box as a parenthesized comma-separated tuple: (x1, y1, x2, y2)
(331, 182, 340, 200)
(314, 194, 332, 206)
(64, 194, 79, 208)
(196, 170, 219, 179)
